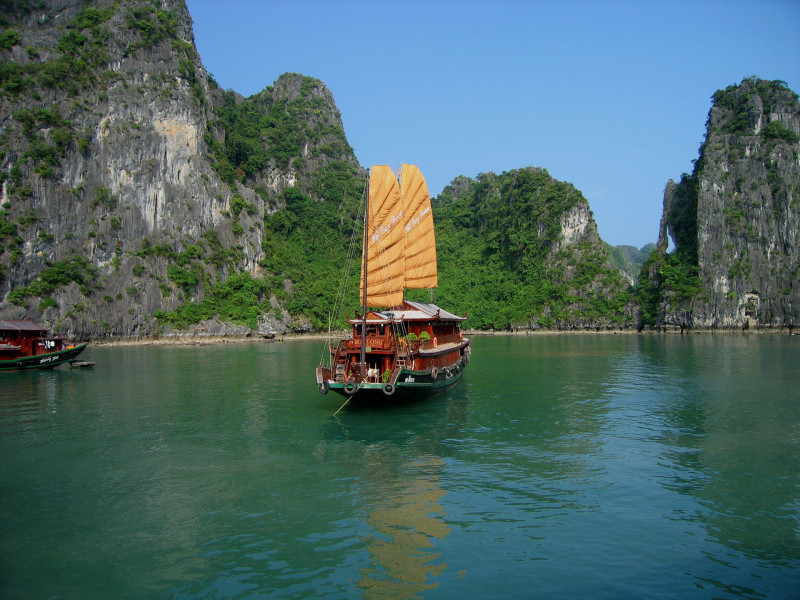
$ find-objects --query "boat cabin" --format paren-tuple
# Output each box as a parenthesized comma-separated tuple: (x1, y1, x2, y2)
(334, 301, 467, 383)
(0, 320, 69, 360)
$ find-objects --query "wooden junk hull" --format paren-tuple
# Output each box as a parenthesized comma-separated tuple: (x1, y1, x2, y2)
(317, 351, 468, 402)
(0, 343, 89, 372)
(316, 301, 471, 403)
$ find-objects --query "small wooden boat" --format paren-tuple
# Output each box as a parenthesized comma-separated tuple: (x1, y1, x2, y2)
(316, 164, 471, 401)
(69, 360, 95, 369)
(0, 320, 89, 371)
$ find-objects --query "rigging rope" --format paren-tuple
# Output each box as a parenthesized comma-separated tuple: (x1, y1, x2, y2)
(319, 178, 368, 368)
(333, 380, 365, 416)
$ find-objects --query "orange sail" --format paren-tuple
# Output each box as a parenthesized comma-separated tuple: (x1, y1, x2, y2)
(361, 165, 406, 307)
(361, 164, 439, 308)
(400, 164, 438, 290)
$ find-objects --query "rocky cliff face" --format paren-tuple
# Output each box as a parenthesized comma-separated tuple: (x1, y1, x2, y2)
(654, 78, 799, 330)
(0, 0, 360, 339)
(606, 243, 656, 286)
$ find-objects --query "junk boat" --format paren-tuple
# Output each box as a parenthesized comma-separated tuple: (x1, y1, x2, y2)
(316, 164, 471, 401)
(0, 320, 88, 371)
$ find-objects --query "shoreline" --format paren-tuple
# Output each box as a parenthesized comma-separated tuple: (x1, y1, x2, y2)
(88, 332, 331, 348)
(86, 326, 796, 347)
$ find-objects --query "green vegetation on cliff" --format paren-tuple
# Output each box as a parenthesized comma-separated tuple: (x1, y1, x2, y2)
(635, 251, 701, 326)
(7, 256, 99, 307)
(0, 3, 192, 99)
(605, 243, 655, 285)
(8, 4, 794, 336)
(712, 77, 798, 137)
(259, 169, 364, 328)
(155, 163, 365, 331)
(158, 165, 633, 332)
(207, 75, 353, 185)
(431, 168, 631, 329)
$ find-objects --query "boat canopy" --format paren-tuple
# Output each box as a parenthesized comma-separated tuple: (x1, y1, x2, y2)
(347, 301, 466, 325)
(0, 320, 49, 333)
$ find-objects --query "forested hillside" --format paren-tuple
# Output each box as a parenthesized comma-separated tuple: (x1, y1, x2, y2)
(0, 0, 643, 338)
(606, 243, 655, 285)
(430, 169, 634, 330)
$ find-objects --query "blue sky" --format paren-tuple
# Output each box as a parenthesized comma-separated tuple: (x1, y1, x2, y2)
(186, 0, 800, 248)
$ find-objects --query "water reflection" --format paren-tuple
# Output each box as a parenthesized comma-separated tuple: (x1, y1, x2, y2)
(463, 335, 617, 499)
(313, 336, 632, 598)
(643, 336, 800, 584)
(0, 368, 90, 432)
(316, 391, 469, 598)
(357, 455, 449, 599)
(3, 337, 798, 598)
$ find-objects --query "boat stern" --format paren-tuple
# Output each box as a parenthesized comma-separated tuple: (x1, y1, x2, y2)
(316, 366, 332, 395)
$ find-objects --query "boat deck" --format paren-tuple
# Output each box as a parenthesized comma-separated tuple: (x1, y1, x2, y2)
(417, 339, 468, 355)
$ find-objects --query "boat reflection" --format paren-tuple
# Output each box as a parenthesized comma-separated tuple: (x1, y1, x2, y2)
(357, 454, 449, 599)
(317, 390, 469, 598)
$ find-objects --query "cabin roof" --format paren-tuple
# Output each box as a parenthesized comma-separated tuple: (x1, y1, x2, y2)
(347, 301, 466, 324)
(402, 301, 466, 322)
(0, 319, 48, 333)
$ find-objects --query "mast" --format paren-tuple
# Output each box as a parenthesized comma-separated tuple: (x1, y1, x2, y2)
(360, 169, 369, 380)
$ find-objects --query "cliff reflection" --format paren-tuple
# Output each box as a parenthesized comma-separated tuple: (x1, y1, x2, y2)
(648, 335, 800, 564)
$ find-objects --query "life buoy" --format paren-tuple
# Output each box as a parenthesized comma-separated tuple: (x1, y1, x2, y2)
(344, 381, 358, 395)
(382, 383, 395, 396)
(430, 366, 438, 379)
(319, 381, 329, 395)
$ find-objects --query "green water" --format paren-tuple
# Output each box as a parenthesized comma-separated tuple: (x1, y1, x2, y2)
(1, 335, 798, 599)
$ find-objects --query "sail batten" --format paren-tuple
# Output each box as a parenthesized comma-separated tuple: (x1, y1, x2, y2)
(360, 164, 438, 308)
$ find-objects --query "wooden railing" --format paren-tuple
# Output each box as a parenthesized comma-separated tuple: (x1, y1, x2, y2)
(345, 337, 393, 350)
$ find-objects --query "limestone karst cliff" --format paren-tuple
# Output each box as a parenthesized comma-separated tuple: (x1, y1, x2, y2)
(0, 0, 361, 338)
(4, 4, 795, 337)
(0, 0, 642, 338)
(643, 77, 799, 331)
(606, 243, 655, 286)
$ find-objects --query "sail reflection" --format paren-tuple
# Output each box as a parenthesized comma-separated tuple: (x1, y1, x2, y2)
(357, 455, 450, 599)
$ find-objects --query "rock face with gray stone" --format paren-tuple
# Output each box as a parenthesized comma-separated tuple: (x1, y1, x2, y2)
(657, 78, 799, 330)
(0, 0, 359, 339)
(2, 7, 797, 337)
